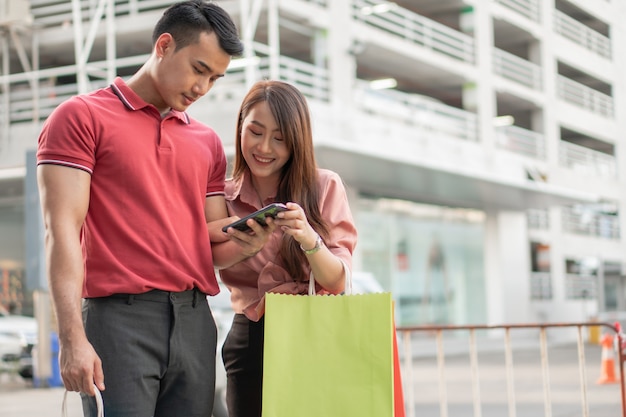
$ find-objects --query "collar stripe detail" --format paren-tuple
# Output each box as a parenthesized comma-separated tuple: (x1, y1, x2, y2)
(110, 83, 135, 110)
(111, 79, 191, 124)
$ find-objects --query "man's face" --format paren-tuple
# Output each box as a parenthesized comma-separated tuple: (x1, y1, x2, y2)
(153, 31, 231, 112)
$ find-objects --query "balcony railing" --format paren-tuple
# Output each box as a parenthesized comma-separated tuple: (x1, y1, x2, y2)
(527, 208, 550, 230)
(554, 10, 611, 59)
(3, 55, 330, 124)
(352, 0, 475, 64)
(496, 125, 546, 159)
(562, 207, 620, 240)
(302, 0, 327, 6)
(565, 274, 597, 299)
(3, 55, 148, 124)
(530, 272, 553, 300)
(493, 48, 542, 90)
(354, 85, 478, 142)
(260, 56, 330, 102)
(7, 81, 102, 123)
(190, 55, 331, 104)
(494, 0, 540, 22)
(559, 141, 617, 179)
(30, 0, 175, 28)
(557, 76, 614, 118)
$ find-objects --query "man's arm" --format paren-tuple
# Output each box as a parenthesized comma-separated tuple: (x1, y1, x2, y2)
(37, 164, 103, 395)
(205, 196, 275, 269)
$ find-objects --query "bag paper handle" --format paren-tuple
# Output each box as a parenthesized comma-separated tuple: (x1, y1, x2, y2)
(62, 385, 104, 417)
(308, 259, 352, 296)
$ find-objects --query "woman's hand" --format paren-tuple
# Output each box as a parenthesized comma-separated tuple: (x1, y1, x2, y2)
(273, 202, 319, 250)
(274, 202, 345, 293)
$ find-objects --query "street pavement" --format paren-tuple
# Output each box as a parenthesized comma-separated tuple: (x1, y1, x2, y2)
(0, 377, 81, 417)
(0, 341, 623, 416)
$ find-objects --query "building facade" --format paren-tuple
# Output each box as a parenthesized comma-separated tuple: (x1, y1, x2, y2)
(0, 0, 624, 328)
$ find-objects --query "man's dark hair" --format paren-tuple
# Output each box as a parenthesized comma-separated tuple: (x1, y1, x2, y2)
(153, 0, 243, 56)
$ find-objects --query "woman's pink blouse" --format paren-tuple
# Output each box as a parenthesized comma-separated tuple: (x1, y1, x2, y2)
(219, 168, 358, 321)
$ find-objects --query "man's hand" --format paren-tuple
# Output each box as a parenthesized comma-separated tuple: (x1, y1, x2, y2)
(223, 216, 277, 258)
(59, 336, 104, 396)
(208, 217, 239, 243)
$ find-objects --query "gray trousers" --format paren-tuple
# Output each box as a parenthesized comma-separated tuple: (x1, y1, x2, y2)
(81, 289, 217, 417)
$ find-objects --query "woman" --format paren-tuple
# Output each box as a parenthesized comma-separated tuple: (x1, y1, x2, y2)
(216, 80, 357, 417)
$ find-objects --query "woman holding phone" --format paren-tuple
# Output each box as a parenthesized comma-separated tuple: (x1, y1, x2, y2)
(210, 80, 357, 417)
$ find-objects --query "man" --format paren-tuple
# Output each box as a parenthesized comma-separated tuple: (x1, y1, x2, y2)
(37, 2, 270, 416)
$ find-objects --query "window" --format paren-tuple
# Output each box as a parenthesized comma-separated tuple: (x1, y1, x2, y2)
(530, 242, 552, 299)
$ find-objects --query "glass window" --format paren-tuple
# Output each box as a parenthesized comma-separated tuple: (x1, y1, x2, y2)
(529, 242, 552, 300)
(355, 198, 485, 326)
(564, 257, 597, 299)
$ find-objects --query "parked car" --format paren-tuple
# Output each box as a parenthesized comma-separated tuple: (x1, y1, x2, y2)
(0, 308, 37, 379)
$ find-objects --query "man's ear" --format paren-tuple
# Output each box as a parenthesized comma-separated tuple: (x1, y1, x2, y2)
(154, 33, 175, 58)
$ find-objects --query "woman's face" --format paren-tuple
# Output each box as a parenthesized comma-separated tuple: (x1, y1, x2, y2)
(240, 101, 291, 184)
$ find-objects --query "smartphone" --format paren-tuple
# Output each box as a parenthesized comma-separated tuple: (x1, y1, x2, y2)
(222, 203, 288, 233)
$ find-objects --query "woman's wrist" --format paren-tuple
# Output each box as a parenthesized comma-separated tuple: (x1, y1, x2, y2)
(300, 234, 323, 255)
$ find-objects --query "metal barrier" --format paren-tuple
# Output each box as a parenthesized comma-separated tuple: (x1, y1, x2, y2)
(397, 322, 625, 417)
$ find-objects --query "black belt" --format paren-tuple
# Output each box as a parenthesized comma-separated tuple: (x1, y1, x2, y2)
(107, 288, 203, 306)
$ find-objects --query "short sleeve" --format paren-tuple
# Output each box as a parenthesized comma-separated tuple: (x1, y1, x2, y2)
(37, 96, 97, 173)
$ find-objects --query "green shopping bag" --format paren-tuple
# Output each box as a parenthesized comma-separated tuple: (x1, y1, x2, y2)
(262, 292, 394, 417)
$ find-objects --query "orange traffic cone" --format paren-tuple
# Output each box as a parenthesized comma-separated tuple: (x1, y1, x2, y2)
(597, 333, 619, 384)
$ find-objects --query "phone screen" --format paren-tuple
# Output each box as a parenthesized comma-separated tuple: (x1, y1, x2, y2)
(222, 203, 288, 232)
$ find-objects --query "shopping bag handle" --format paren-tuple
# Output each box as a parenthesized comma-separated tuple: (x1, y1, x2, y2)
(62, 384, 104, 417)
(308, 259, 352, 296)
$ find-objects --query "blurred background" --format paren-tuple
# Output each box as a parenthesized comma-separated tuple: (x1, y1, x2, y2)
(0, 0, 625, 387)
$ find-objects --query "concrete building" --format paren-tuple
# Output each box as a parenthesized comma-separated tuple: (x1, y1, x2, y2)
(0, 0, 624, 329)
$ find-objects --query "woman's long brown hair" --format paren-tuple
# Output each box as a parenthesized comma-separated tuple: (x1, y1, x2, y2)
(232, 80, 328, 280)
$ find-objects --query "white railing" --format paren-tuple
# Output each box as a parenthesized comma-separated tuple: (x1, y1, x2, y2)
(354, 85, 478, 142)
(564, 273, 598, 299)
(557, 76, 614, 118)
(30, 0, 175, 27)
(398, 322, 624, 417)
(352, 0, 475, 64)
(530, 272, 553, 300)
(5, 54, 329, 123)
(562, 207, 620, 240)
(202, 56, 330, 104)
(5, 57, 140, 123)
(8, 82, 85, 123)
(527, 208, 550, 230)
(496, 125, 546, 159)
(494, 0, 540, 22)
(559, 141, 617, 179)
(493, 48, 542, 90)
(257, 56, 330, 102)
(554, 10, 611, 59)
(302, 0, 327, 6)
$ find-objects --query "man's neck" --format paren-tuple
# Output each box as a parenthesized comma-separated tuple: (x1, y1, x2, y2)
(127, 64, 169, 114)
